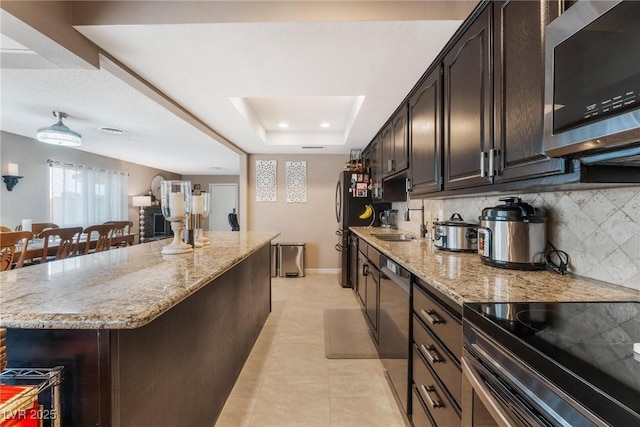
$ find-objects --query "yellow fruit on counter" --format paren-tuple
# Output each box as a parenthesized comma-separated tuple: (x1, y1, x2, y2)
(359, 204, 373, 219)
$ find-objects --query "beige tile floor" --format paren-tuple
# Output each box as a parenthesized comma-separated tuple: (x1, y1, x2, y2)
(214, 273, 407, 427)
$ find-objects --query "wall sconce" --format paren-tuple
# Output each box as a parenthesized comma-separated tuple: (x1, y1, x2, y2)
(3, 163, 23, 191)
(132, 195, 152, 243)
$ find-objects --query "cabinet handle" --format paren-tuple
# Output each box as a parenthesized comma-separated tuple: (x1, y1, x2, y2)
(387, 158, 394, 172)
(420, 344, 443, 364)
(480, 152, 486, 177)
(420, 384, 443, 409)
(420, 309, 443, 325)
(489, 148, 495, 177)
(363, 263, 369, 277)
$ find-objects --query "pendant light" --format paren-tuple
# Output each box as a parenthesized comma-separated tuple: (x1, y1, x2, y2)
(37, 111, 82, 146)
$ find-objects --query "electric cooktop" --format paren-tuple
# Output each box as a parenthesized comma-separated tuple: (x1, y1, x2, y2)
(463, 301, 640, 425)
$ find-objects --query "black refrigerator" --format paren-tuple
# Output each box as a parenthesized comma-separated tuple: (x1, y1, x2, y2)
(335, 170, 389, 288)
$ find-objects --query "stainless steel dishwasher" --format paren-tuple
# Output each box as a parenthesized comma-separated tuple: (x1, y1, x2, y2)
(379, 255, 411, 416)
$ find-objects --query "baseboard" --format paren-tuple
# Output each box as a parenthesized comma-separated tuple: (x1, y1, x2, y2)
(305, 268, 340, 274)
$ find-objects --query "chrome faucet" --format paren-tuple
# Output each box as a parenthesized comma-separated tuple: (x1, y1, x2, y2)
(404, 199, 427, 238)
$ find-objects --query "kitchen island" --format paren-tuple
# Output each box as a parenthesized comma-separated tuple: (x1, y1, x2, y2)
(0, 231, 278, 426)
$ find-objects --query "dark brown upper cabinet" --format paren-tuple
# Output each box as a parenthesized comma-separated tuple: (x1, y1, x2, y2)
(409, 64, 442, 196)
(382, 106, 409, 179)
(443, 4, 493, 191)
(369, 135, 384, 201)
(492, 0, 566, 183)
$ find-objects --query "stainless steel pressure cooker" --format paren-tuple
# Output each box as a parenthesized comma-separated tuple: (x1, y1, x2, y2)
(432, 213, 478, 252)
(478, 197, 547, 270)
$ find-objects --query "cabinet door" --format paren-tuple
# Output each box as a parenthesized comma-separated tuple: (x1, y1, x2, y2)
(357, 251, 367, 307)
(349, 236, 359, 291)
(493, 0, 565, 182)
(410, 65, 442, 195)
(392, 106, 409, 174)
(365, 265, 379, 341)
(381, 123, 394, 177)
(370, 136, 384, 201)
(443, 4, 493, 190)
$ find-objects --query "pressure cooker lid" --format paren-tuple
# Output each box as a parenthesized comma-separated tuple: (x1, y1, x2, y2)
(481, 197, 546, 221)
(434, 212, 478, 227)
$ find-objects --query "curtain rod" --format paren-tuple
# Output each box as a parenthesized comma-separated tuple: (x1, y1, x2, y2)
(47, 159, 129, 176)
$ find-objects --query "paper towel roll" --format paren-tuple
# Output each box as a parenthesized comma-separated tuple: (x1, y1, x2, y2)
(21, 219, 32, 232)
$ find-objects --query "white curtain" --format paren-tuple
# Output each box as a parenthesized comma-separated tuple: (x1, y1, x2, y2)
(49, 161, 128, 227)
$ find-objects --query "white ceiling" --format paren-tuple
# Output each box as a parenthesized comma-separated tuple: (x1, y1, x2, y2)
(0, 1, 476, 175)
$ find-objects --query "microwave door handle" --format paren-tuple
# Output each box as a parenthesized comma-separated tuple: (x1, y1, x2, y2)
(461, 357, 516, 427)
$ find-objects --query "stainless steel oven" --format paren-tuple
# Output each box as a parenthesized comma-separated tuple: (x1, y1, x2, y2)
(462, 302, 640, 427)
(544, 0, 640, 164)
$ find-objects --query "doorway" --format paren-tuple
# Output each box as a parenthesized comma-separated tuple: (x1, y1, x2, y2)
(209, 183, 239, 231)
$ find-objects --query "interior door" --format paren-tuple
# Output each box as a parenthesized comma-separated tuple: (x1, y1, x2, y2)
(208, 183, 238, 231)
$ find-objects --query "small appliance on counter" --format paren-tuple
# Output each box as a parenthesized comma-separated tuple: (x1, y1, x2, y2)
(379, 209, 398, 229)
(432, 213, 478, 252)
(478, 197, 547, 270)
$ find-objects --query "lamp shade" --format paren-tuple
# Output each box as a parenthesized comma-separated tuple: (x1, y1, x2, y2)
(132, 195, 152, 207)
(37, 111, 82, 147)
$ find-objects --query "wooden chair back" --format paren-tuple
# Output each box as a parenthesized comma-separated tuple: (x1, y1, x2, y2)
(81, 224, 115, 255)
(38, 227, 83, 262)
(0, 231, 33, 270)
(104, 221, 134, 246)
(0, 226, 11, 233)
(15, 222, 59, 236)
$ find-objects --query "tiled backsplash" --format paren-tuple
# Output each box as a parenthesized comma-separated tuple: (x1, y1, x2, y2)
(395, 186, 640, 291)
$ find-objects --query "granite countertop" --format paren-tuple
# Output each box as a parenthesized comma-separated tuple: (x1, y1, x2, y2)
(0, 231, 279, 329)
(351, 227, 640, 305)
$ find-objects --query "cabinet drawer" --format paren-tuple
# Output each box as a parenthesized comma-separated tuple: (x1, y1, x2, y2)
(412, 347, 461, 427)
(413, 284, 462, 360)
(411, 387, 435, 427)
(413, 315, 462, 406)
(359, 240, 369, 259)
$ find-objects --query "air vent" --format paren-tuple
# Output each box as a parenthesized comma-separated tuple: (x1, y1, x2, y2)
(301, 146, 324, 149)
(98, 127, 127, 135)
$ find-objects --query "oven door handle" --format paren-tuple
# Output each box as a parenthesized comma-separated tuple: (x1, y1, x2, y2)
(461, 356, 516, 427)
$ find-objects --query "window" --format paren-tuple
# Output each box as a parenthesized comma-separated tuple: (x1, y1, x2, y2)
(49, 160, 128, 227)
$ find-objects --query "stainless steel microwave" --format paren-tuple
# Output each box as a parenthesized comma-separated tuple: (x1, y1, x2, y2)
(544, 0, 640, 165)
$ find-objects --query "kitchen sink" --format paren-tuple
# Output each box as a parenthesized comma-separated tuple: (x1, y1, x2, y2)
(371, 233, 416, 242)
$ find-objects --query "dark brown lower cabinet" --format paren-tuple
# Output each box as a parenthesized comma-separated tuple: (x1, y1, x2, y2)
(411, 277, 462, 426)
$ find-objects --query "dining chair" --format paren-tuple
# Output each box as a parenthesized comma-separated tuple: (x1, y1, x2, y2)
(80, 224, 116, 255)
(0, 226, 11, 233)
(0, 231, 33, 270)
(104, 221, 134, 247)
(15, 222, 59, 236)
(38, 226, 83, 263)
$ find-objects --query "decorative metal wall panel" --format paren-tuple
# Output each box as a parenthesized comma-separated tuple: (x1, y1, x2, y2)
(286, 161, 307, 203)
(256, 160, 277, 202)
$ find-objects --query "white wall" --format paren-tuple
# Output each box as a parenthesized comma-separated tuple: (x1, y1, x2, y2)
(248, 154, 347, 270)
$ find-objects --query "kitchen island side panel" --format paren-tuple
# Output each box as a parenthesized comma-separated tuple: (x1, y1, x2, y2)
(115, 243, 271, 426)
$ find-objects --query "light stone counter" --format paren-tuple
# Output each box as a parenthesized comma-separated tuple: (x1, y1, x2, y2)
(351, 227, 640, 305)
(0, 231, 279, 329)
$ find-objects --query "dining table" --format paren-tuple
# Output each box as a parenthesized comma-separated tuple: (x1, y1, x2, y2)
(21, 233, 136, 262)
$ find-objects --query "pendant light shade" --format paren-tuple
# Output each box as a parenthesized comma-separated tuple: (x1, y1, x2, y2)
(37, 111, 82, 146)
